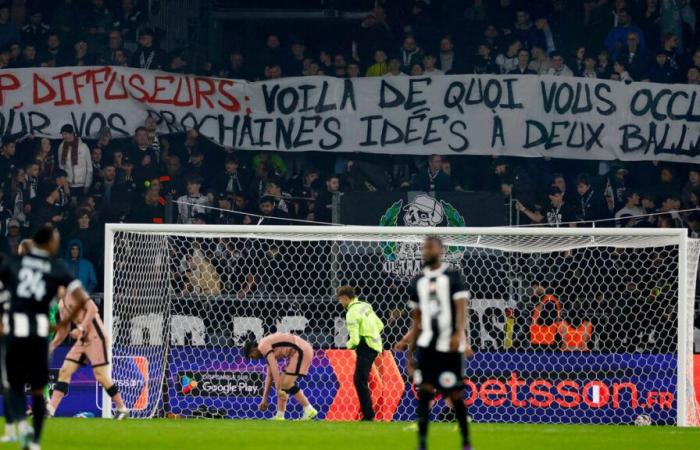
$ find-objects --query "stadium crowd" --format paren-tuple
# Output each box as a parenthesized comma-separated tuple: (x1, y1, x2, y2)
(1, 0, 700, 294)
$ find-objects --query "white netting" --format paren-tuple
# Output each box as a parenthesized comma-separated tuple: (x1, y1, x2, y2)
(106, 227, 700, 425)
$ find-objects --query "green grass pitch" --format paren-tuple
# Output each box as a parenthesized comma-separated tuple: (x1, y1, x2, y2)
(16, 418, 700, 450)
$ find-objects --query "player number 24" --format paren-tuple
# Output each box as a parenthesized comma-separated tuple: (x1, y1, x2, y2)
(17, 267, 46, 301)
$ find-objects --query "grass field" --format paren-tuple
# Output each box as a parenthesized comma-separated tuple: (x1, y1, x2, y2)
(12, 418, 700, 450)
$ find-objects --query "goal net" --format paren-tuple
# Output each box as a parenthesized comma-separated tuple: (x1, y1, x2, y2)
(103, 225, 700, 426)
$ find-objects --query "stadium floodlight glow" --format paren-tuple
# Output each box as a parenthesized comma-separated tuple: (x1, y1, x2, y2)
(103, 225, 700, 426)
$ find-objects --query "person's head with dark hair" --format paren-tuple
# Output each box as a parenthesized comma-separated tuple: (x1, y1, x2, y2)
(265, 177, 283, 197)
(657, 213, 675, 228)
(258, 196, 276, 216)
(33, 223, 60, 255)
(265, 33, 280, 50)
(138, 27, 155, 49)
(186, 176, 203, 196)
(265, 63, 282, 79)
(623, 189, 640, 207)
(552, 173, 566, 194)
(192, 213, 207, 225)
(641, 192, 656, 211)
(336, 285, 357, 308)
(617, 9, 632, 27)
(439, 36, 454, 54)
(325, 175, 340, 193)
(575, 173, 592, 196)
(243, 340, 262, 359)
(422, 236, 444, 268)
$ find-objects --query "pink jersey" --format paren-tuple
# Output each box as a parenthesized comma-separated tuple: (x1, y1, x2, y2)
(257, 332, 311, 362)
(59, 294, 105, 341)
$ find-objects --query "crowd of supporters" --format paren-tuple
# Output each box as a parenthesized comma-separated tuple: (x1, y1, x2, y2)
(1, 1, 700, 295)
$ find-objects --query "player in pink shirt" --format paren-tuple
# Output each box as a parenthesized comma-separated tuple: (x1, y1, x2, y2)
(244, 332, 318, 420)
(48, 293, 130, 420)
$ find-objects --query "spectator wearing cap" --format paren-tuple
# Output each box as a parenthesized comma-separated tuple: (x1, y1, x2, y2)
(515, 186, 576, 227)
(21, 10, 49, 46)
(0, 3, 19, 48)
(615, 190, 644, 227)
(0, 218, 22, 255)
(412, 154, 452, 192)
(58, 124, 93, 199)
(177, 175, 210, 224)
(130, 27, 165, 70)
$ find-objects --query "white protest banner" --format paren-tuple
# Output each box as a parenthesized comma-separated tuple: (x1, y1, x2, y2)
(1, 66, 699, 162)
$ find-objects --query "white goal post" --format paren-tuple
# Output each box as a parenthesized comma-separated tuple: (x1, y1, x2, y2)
(102, 224, 700, 426)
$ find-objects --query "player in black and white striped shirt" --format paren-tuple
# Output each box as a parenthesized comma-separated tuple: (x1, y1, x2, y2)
(407, 236, 472, 450)
(0, 225, 90, 450)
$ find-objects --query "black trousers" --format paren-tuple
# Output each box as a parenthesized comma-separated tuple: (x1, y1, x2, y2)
(354, 340, 378, 420)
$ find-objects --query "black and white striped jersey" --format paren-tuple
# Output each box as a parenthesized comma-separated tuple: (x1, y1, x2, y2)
(407, 263, 470, 353)
(0, 249, 80, 338)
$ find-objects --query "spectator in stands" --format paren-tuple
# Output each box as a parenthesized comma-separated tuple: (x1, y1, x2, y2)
(682, 167, 700, 207)
(58, 124, 93, 199)
(516, 186, 576, 227)
(615, 190, 644, 227)
(513, 10, 537, 49)
(687, 67, 700, 84)
(347, 62, 361, 78)
(660, 32, 682, 71)
(496, 39, 522, 73)
(130, 27, 165, 70)
(422, 53, 442, 76)
(40, 32, 69, 67)
(263, 177, 291, 216)
(547, 51, 574, 76)
(21, 10, 49, 47)
(365, 49, 389, 77)
(509, 49, 536, 74)
(398, 35, 422, 73)
(617, 32, 649, 79)
(177, 176, 210, 224)
(214, 155, 247, 196)
(129, 186, 164, 224)
(659, 193, 684, 227)
(64, 240, 98, 293)
(528, 45, 551, 74)
(0, 137, 17, 186)
(472, 42, 499, 74)
(71, 40, 97, 66)
(613, 59, 633, 82)
(660, 0, 695, 50)
(575, 173, 609, 225)
(258, 195, 289, 225)
(534, 15, 560, 55)
(648, 49, 678, 82)
(596, 48, 613, 78)
(384, 57, 405, 77)
(18, 43, 38, 67)
(580, 56, 598, 78)
(437, 36, 462, 74)
(185, 242, 221, 295)
(605, 9, 647, 56)
(313, 175, 340, 223)
(0, 3, 18, 48)
(412, 154, 452, 192)
(0, 218, 21, 255)
(493, 158, 533, 205)
(113, 0, 144, 45)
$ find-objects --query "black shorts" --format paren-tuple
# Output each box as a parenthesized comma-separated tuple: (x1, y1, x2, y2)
(415, 347, 464, 392)
(6, 337, 49, 391)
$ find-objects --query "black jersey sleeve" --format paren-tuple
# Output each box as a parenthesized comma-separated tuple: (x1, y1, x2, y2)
(448, 269, 470, 301)
(407, 275, 420, 310)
